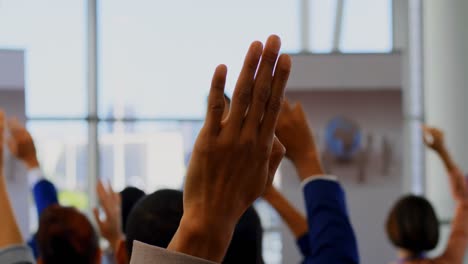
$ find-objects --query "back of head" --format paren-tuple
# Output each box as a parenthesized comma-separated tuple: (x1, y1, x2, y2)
(125, 189, 184, 257)
(37, 206, 99, 264)
(125, 189, 264, 263)
(386, 195, 439, 254)
(223, 206, 264, 264)
(120, 187, 146, 232)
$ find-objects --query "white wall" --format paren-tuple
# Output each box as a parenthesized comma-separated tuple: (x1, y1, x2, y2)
(288, 53, 401, 91)
(0, 50, 24, 89)
(423, 0, 468, 260)
(279, 90, 403, 264)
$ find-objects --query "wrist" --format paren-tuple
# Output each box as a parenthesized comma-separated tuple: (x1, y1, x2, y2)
(168, 210, 235, 262)
(109, 235, 125, 251)
(291, 151, 324, 180)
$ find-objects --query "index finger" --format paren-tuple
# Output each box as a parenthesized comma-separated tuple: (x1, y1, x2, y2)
(260, 54, 291, 141)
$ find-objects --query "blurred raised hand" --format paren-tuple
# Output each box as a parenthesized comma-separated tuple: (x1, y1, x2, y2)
(6, 118, 39, 169)
(276, 101, 324, 180)
(423, 125, 468, 202)
(423, 125, 445, 152)
(93, 180, 124, 252)
(0, 110, 25, 248)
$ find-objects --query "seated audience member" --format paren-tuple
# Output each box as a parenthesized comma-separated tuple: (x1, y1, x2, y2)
(222, 206, 263, 264)
(129, 35, 359, 264)
(94, 181, 147, 264)
(129, 35, 289, 263)
(385, 126, 468, 264)
(0, 110, 35, 264)
(120, 187, 146, 232)
(275, 100, 360, 264)
(6, 118, 59, 258)
(37, 206, 101, 264)
(4, 113, 102, 264)
(124, 189, 263, 264)
(94, 181, 126, 264)
(262, 185, 310, 259)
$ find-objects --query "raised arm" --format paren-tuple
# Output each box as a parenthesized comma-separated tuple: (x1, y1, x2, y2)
(262, 185, 310, 256)
(0, 110, 35, 263)
(93, 180, 125, 255)
(423, 126, 468, 263)
(130, 35, 289, 264)
(164, 35, 289, 263)
(276, 101, 359, 264)
(263, 186, 308, 239)
(0, 111, 23, 248)
(6, 118, 58, 217)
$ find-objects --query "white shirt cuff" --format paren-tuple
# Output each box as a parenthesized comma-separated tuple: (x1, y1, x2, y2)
(28, 168, 44, 188)
(300, 175, 338, 189)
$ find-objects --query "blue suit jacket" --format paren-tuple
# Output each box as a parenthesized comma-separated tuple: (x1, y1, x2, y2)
(27, 179, 59, 258)
(301, 179, 359, 264)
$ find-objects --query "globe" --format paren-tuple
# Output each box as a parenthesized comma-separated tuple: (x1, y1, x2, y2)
(325, 116, 362, 161)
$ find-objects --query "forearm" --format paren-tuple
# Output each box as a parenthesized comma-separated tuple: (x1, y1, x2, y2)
(0, 176, 23, 248)
(440, 202, 468, 263)
(436, 147, 458, 173)
(292, 151, 325, 181)
(264, 191, 308, 238)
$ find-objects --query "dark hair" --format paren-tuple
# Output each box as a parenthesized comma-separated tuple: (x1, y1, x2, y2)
(37, 206, 99, 264)
(125, 189, 184, 257)
(223, 206, 264, 264)
(386, 195, 439, 254)
(120, 186, 146, 231)
(125, 189, 264, 263)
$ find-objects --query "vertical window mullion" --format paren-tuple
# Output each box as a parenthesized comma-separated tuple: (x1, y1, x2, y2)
(86, 0, 99, 214)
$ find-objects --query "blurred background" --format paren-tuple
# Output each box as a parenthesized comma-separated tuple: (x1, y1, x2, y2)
(0, 0, 467, 263)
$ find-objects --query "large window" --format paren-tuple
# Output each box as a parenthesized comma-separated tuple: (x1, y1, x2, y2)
(98, 0, 301, 119)
(0, 0, 86, 117)
(0, 1, 394, 263)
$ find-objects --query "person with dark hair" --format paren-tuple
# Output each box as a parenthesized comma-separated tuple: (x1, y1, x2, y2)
(125, 189, 184, 257)
(222, 206, 263, 264)
(6, 117, 60, 259)
(0, 110, 35, 264)
(125, 189, 264, 264)
(385, 126, 468, 263)
(275, 100, 360, 264)
(386, 195, 439, 256)
(120, 187, 146, 232)
(37, 206, 101, 264)
(5, 114, 103, 264)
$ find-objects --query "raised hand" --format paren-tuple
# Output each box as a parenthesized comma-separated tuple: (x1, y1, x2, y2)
(0, 110, 24, 247)
(93, 180, 124, 252)
(276, 101, 324, 180)
(423, 125, 445, 152)
(6, 118, 39, 169)
(168, 35, 290, 262)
